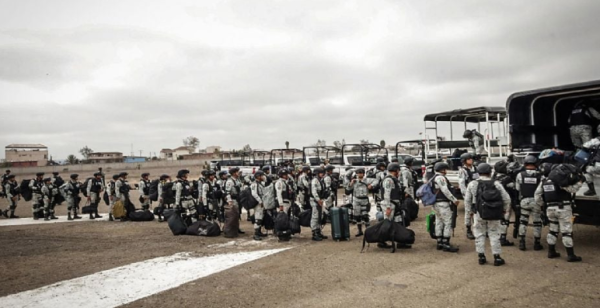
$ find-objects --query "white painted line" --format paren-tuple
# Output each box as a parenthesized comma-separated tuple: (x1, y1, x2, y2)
(1, 248, 289, 308)
(0, 213, 110, 227)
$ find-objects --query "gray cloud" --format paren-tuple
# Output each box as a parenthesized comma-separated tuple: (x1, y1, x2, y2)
(1, 0, 600, 160)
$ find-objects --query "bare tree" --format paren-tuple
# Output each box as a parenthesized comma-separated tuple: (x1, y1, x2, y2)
(79, 146, 93, 160)
(183, 136, 200, 151)
(285, 141, 289, 149)
(380, 140, 386, 148)
(67, 154, 78, 165)
(242, 144, 252, 153)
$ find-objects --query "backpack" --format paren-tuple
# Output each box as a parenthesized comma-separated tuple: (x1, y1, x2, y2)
(262, 184, 276, 209)
(149, 180, 160, 201)
(129, 210, 155, 221)
(53, 176, 65, 188)
(19, 179, 32, 201)
(416, 177, 437, 206)
(299, 209, 312, 227)
(274, 211, 291, 236)
(361, 220, 395, 253)
(548, 164, 582, 187)
(475, 181, 504, 220)
(81, 178, 92, 197)
(263, 211, 275, 230)
(162, 182, 175, 204)
(168, 212, 188, 236)
(102, 191, 109, 205)
(239, 186, 258, 210)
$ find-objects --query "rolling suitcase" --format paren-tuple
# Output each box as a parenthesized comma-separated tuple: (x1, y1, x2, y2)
(223, 205, 240, 238)
(330, 206, 350, 241)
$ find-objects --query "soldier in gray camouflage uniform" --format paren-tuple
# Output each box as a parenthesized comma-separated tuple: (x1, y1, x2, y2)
(431, 162, 460, 252)
(515, 155, 543, 251)
(568, 101, 600, 149)
(61, 174, 82, 220)
(400, 157, 415, 199)
(310, 168, 329, 241)
(41, 178, 59, 221)
(225, 167, 244, 234)
(30, 172, 44, 220)
(86, 172, 104, 220)
(535, 169, 584, 262)
(463, 130, 485, 155)
(348, 168, 374, 237)
(458, 153, 478, 240)
(174, 169, 196, 219)
(464, 163, 511, 266)
(296, 166, 312, 209)
(323, 165, 336, 214)
(251, 171, 267, 240)
(3, 175, 19, 218)
(106, 174, 119, 221)
(582, 135, 600, 196)
(138, 173, 151, 211)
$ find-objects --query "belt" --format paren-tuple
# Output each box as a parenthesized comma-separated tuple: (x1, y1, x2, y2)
(355, 196, 368, 200)
(547, 202, 570, 209)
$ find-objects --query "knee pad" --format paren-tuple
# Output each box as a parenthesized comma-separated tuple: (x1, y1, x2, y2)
(549, 231, 559, 237)
(500, 220, 509, 226)
(562, 232, 573, 238)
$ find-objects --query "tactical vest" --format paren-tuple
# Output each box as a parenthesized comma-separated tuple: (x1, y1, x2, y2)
(33, 179, 43, 194)
(109, 181, 116, 196)
(383, 175, 403, 202)
(141, 180, 150, 195)
(433, 175, 452, 202)
(206, 181, 218, 200)
(70, 181, 80, 195)
(8, 182, 18, 195)
(542, 180, 571, 205)
(464, 167, 479, 185)
(519, 171, 540, 199)
(227, 179, 240, 199)
(312, 178, 327, 199)
(90, 179, 102, 193)
(570, 107, 592, 126)
(353, 179, 369, 198)
(44, 184, 54, 197)
(278, 180, 291, 200)
(180, 180, 191, 198)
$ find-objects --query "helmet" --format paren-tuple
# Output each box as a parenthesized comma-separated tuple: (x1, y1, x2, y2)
(43, 177, 52, 183)
(119, 172, 128, 177)
(460, 153, 473, 163)
(325, 165, 335, 172)
(524, 155, 537, 165)
(176, 169, 189, 178)
(278, 169, 289, 177)
(507, 154, 515, 163)
(345, 166, 354, 171)
(142, 172, 150, 177)
(261, 166, 271, 172)
(159, 174, 170, 180)
(463, 130, 473, 138)
(201, 170, 209, 177)
(254, 171, 265, 178)
(112, 174, 120, 180)
(5, 170, 11, 173)
(301, 166, 311, 173)
(376, 162, 386, 169)
(540, 163, 554, 177)
(218, 170, 228, 177)
(476, 163, 492, 175)
(494, 161, 508, 174)
(7, 174, 15, 180)
(434, 162, 450, 172)
(391, 158, 399, 163)
(36, 172, 44, 177)
(70, 174, 79, 180)
(387, 163, 401, 172)
(52, 172, 59, 175)
(404, 157, 414, 166)
(93, 172, 100, 177)
(207, 170, 216, 177)
(355, 168, 365, 174)
(229, 167, 240, 174)
(314, 168, 325, 175)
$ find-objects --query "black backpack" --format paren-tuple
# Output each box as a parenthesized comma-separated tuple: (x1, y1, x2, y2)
(19, 179, 32, 201)
(149, 180, 160, 201)
(263, 211, 275, 230)
(162, 182, 175, 204)
(274, 211, 291, 236)
(548, 164, 581, 188)
(168, 212, 188, 236)
(476, 181, 504, 220)
(361, 220, 395, 253)
(239, 186, 258, 210)
(81, 178, 92, 197)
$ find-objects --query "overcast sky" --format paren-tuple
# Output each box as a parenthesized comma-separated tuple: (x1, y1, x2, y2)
(1, 0, 599, 160)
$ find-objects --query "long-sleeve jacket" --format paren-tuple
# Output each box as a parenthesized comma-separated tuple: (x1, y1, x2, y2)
(310, 177, 325, 202)
(463, 175, 511, 216)
(201, 178, 217, 206)
(348, 177, 373, 198)
(60, 180, 79, 198)
(458, 166, 477, 195)
(534, 181, 583, 206)
(276, 178, 291, 205)
(30, 179, 43, 196)
(400, 166, 414, 198)
(433, 172, 458, 203)
(138, 180, 149, 197)
(106, 180, 115, 197)
(251, 181, 264, 204)
(5, 181, 18, 199)
(225, 177, 241, 203)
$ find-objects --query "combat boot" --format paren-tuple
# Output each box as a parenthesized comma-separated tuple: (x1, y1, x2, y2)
(51, 214, 58, 219)
(68, 213, 73, 221)
(9, 211, 19, 219)
(157, 215, 163, 222)
(89, 213, 95, 220)
(584, 182, 596, 196)
(493, 254, 505, 266)
(253, 229, 263, 241)
(256, 228, 267, 237)
(109, 214, 114, 221)
(478, 253, 487, 265)
(319, 230, 328, 240)
(466, 226, 475, 240)
(33, 212, 39, 220)
(548, 245, 561, 259)
(355, 225, 364, 237)
(94, 211, 102, 219)
(442, 238, 459, 253)
(44, 213, 50, 221)
(2, 210, 8, 218)
(312, 230, 322, 241)
(238, 229, 245, 234)
(566, 247, 582, 262)
(74, 212, 82, 219)
(500, 234, 514, 246)
(519, 236, 526, 251)
(436, 238, 444, 250)
(533, 237, 544, 251)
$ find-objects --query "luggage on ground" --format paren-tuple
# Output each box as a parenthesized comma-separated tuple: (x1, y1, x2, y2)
(223, 206, 240, 238)
(361, 219, 395, 253)
(289, 215, 301, 234)
(112, 200, 126, 219)
(274, 211, 291, 240)
(168, 212, 188, 236)
(163, 208, 175, 220)
(330, 206, 350, 241)
(404, 197, 419, 221)
(186, 220, 221, 236)
(82, 204, 94, 214)
(299, 209, 312, 227)
(129, 210, 155, 221)
(392, 222, 415, 244)
(426, 210, 436, 239)
(153, 206, 163, 215)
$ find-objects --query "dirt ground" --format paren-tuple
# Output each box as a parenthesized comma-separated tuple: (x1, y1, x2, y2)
(1, 191, 600, 307)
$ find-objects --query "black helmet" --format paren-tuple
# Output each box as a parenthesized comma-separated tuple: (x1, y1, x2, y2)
(494, 161, 508, 174)
(524, 155, 537, 165)
(176, 169, 189, 178)
(159, 174, 170, 180)
(229, 167, 240, 174)
(391, 158, 399, 163)
(278, 169, 289, 177)
(325, 165, 335, 172)
(119, 172, 128, 177)
(201, 170, 209, 177)
(43, 177, 52, 183)
(314, 168, 325, 175)
(460, 153, 473, 163)
(387, 163, 401, 172)
(355, 168, 365, 174)
(218, 171, 228, 177)
(434, 162, 450, 172)
(254, 171, 265, 178)
(7, 174, 15, 180)
(5, 170, 10, 173)
(477, 163, 492, 175)
(463, 130, 473, 138)
(207, 170, 216, 177)
(507, 154, 515, 163)
(52, 172, 59, 175)
(94, 172, 102, 177)
(261, 166, 271, 172)
(141, 172, 149, 177)
(404, 157, 414, 166)
(376, 162, 386, 169)
(70, 174, 79, 180)
(301, 166, 311, 173)
(540, 163, 554, 177)
(112, 174, 120, 180)
(36, 172, 44, 177)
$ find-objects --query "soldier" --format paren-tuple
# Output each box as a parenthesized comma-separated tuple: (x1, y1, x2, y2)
(534, 166, 584, 262)
(464, 163, 511, 266)
(581, 134, 600, 196)
(51, 172, 64, 186)
(262, 166, 275, 186)
(463, 129, 485, 155)
(323, 165, 337, 215)
(310, 168, 328, 241)
(371, 162, 387, 212)
(106, 174, 119, 221)
(381, 163, 403, 222)
(217, 171, 229, 222)
(86, 172, 104, 220)
(156, 174, 171, 222)
(275, 169, 293, 214)
(515, 155, 543, 251)
(1, 170, 11, 198)
(41, 177, 59, 221)
(174, 169, 196, 219)
(492, 161, 516, 246)
(431, 162, 460, 252)
(348, 168, 373, 237)
(201, 170, 220, 222)
(138, 173, 151, 211)
(30, 172, 44, 220)
(61, 174, 82, 220)
(225, 167, 244, 234)
(296, 166, 312, 209)
(251, 171, 267, 241)
(400, 157, 416, 199)
(3, 174, 20, 218)
(459, 153, 479, 240)
(568, 101, 600, 149)
(115, 172, 132, 220)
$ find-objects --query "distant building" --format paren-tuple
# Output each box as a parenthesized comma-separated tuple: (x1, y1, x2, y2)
(180, 153, 217, 160)
(159, 147, 194, 160)
(160, 149, 175, 161)
(88, 152, 124, 164)
(205, 146, 221, 154)
(123, 156, 147, 163)
(5, 144, 48, 167)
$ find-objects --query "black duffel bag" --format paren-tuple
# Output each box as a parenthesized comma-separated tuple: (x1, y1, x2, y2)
(168, 212, 188, 235)
(299, 209, 312, 227)
(186, 220, 221, 237)
(392, 221, 415, 244)
(361, 220, 395, 253)
(129, 210, 155, 222)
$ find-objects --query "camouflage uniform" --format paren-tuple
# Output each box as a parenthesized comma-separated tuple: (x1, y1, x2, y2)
(432, 173, 458, 239)
(570, 125, 593, 148)
(371, 169, 387, 211)
(115, 179, 130, 203)
(175, 179, 196, 216)
(296, 173, 311, 208)
(323, 174, 334, 213)
(29, 178, 44, 218)
(250, 180, 265, 230)
(61, 180, 81, 216)
(470, 134, 485, 155)
(535, 181, 583, 249)
(400, 165, 414, 199)
(202, 178, 219, 220)
(275, 178, 293, 214)
(225, 177, 242, 219)
(382, 176, 402, 222)
(464, 176, 512, 255)
(41, 183, 58, 218)
(138, 179, 151, 210)
(569, 104, 600, 148)
(310, 177, 327, 231)
(348, 177, 374, 225)
(4, 180, 19, 215)
(583, 138, 600, 185)
(459, 165, 478, 228)
(106, 180, 116, 214)
(516, 170, 543, 238)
